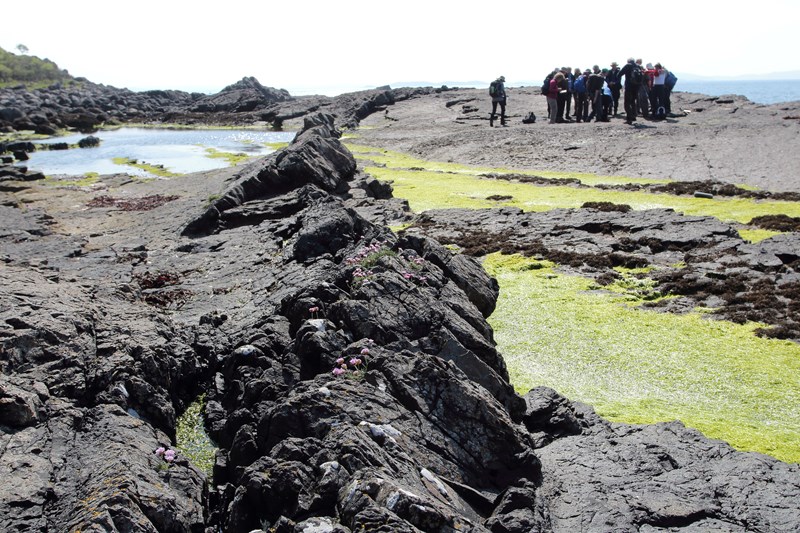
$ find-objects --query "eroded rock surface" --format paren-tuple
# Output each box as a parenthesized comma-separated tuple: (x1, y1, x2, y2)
(2, 113, 799, 532)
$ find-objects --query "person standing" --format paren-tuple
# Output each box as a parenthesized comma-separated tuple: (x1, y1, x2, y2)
(556, 68, 570, 123)
(618, 58, 642, 124)
(489, 76, 507, 127)
(607, 61, 622, 116)
(651, 63, 667, 118)
(663, 66, 678, 115)
(586, 69, 605, 122)
(573, 69, 589, 122)
(548, 72, 564, 124)
(602, 73, 613, 120)
(636, 60, 651, 118)
(563, 67, 574, 121)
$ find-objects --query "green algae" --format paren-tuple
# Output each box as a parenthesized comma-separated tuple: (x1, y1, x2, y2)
(43, 174, 100, 188)
(738, 228, 785, 243)
(203, 147, 250, 166)
(348, 144, 800, 224)
(346, 143, 668, 186)
(363, 164, 800, 223)
(265, 141, 290, 151)
(484, 253, 800, 463)
(112, 157, 182, 178)
(176, 394, 216, 478)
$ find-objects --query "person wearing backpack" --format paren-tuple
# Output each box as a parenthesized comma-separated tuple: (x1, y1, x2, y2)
(488, 76, 507, 127)
(573, 69, 590, 123)
(618, 58, 642, 125)
(547, 72, 564, 124)
(542, 69, 556, 118)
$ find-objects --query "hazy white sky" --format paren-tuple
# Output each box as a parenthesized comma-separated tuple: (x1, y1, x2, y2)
(4, 0, 799, 95)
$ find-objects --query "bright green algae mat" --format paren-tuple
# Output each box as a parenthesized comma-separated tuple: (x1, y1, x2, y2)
(346, 143, 800, 223)
(484, 253, 800, 463)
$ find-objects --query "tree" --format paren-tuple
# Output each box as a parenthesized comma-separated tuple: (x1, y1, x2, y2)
(16, 44, 29, 55)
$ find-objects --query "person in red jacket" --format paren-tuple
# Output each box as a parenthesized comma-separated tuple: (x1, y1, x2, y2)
(548, 72, 564, 124)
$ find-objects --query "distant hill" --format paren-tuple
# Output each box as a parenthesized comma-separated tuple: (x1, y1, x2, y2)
(0, 46, 73, 87)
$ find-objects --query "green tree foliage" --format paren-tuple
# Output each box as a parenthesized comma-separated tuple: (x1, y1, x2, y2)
(0, 46, 72, 86)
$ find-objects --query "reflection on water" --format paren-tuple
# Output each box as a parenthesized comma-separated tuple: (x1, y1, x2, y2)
(23, 128, 296, 177)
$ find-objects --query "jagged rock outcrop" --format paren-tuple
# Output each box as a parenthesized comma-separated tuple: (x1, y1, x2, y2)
(2, 113, 799, 532)
(0, 77, 454, 134)
(190, 76, 292, 112)
(0, 81, 201, 133)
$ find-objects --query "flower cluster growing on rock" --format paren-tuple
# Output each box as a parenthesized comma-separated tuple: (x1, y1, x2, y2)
(345, 242, 431, 289)
(154, 446, 177, 470)
(332, 341, 374, 379)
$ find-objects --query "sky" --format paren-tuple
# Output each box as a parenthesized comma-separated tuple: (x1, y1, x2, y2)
(4, 0, 800, 96)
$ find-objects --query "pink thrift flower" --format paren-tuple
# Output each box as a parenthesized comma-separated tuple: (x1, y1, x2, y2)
(332, 367, 346, 376)
(164, 449, 176, 462)
(360, 347, 370, 356)
(155, 447, 166, 457)
(336, 357, 345, 365)
(309, 306, 319, 313)
(350, 358, 362, 367)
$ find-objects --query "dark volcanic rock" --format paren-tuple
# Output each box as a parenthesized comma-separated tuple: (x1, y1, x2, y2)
(1, 112, 799, 532)
(190, 76, 292, 112)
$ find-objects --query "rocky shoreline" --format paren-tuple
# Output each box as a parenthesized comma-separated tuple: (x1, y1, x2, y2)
(2, 79, 800, 531)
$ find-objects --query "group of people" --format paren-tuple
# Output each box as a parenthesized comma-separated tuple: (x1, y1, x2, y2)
(488, 59, 678, 127)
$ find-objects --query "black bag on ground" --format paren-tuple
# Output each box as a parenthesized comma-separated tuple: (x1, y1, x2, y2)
(522, 112, 537, 124)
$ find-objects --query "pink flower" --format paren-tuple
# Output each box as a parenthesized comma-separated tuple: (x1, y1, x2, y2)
(360, 347, 370, 355)
(332, 367, 346, 376)
(349, 358, 362, 367)
(164, 449, 176, 463)
(336, 357, 345, 365)
(155, 447, 166, 457)
(309, 306, 319, 313)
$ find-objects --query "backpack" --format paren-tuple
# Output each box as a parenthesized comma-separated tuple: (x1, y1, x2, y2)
(630, 65, 643, 86)
(665, 70, 678, 90)
(489, 81, 498, 96)
(573, 75, 586, 93)
(541, 77, 550, 95)
(522, 111, 536, 124)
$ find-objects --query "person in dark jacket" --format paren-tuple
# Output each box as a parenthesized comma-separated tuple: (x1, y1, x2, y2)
(618, 58, 641, 125)
(489, 76, 507, 127)
(606, 61, 622, 116)
(586, 70, 606, 122)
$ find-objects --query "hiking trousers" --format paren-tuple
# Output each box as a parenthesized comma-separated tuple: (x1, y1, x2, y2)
(491, 99, 506, 125)
(624, 86, 638, 123)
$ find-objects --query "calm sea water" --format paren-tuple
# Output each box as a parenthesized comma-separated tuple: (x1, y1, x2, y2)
(673, 79, 800, 105)
(24, 128, 296, 177)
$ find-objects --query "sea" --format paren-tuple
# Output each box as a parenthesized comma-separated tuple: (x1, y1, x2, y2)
(672, 79, 800, 105)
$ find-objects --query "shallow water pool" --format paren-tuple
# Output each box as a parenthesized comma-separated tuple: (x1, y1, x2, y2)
(22, 128, 295, 177)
